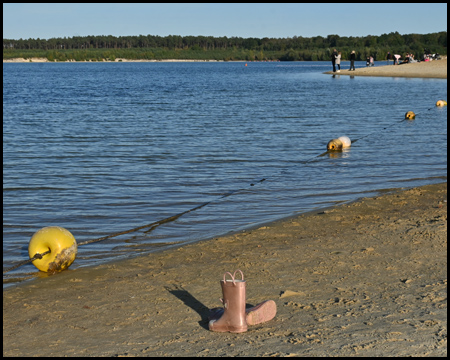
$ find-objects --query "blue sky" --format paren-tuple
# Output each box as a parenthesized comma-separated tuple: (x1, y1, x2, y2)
(3, 3, 447, 40)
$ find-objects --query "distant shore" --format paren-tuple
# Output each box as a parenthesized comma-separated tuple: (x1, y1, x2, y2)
(2, 57, 232, 63)
(324, 58, 447, 79)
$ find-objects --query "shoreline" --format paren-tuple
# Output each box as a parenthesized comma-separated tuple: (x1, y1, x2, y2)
(324, 58, 447, 79)
(2, 57, 236, 63)
(4, 57, 447, 79)
(3, 181, 447, 356)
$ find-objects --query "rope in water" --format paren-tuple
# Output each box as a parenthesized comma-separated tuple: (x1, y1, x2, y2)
(3, 104, 443, 274)
(3, 250, 50, 274)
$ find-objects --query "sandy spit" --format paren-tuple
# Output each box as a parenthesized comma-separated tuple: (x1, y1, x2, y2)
(324, 58, 447, 79)
(3, 182, 447, 357)
(2, 57, 225, 63)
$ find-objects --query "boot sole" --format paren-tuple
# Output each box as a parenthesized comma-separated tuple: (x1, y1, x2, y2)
(246, 300, 277, 325)
(209, 300, 277, 326)
(209, 320, 247, 333)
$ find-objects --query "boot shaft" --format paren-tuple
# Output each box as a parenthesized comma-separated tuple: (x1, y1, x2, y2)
(221, 279, 246, 312)
(209, 270, 248, 333)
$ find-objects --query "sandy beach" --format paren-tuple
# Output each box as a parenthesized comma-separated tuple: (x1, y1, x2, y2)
(3, 58, 447, 357)
(324, 58, 447, 79)
(3, 181, 447, 357)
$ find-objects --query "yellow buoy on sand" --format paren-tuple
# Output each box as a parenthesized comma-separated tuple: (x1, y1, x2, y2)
(28, 226, 77, 273)
(327, 138, 343, 151)
(405, 111, 415, 120)
(436, 100, 447, 107)
(337, 136, 351, 148)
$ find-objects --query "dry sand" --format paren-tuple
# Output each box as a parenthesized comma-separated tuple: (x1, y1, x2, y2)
(3, 182, 447, 357)
(324, 58, 447, 79)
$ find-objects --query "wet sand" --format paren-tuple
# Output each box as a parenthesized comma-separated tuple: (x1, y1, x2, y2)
(324, 58, 447, 79)
(3, 182, 447, 357)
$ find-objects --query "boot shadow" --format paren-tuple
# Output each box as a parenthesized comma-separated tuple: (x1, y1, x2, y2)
(165, 284, 211, 330)
(165, 285, 256, 330)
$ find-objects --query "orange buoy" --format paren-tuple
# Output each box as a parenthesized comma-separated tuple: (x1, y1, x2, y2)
(436, 100, 447, 107)
(405, 111, 415, 120)
(327, 138, 343, 151)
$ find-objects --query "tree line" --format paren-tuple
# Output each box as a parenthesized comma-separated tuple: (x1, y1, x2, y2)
(3, 31, 447, 62)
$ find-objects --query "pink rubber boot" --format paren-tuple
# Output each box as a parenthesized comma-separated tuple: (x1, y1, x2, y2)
(208, 270, 248, 333)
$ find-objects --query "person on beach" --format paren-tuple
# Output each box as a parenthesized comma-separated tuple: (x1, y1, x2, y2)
(408, 53, 418, 63)
(369, 56, 374, 66)
(349, 50, 356, 71)
(366, 57, 370, 67)
(336, 51, 341, 72)
(386, 52, 392, 64)
(399, 54, 410, 65)
(331, 49, 338, 72)
(394, 54, 401, 65)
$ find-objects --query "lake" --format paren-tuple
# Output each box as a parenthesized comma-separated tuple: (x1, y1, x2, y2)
(3, 61, 447, 287)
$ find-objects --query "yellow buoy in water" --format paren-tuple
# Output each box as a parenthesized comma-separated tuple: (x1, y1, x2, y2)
(436, 100, 447, 107)
(337, 136, 351, 148)
(327, 138, 343, 151)
(405, 111, 415, 120)
(28, 226, 77, 273)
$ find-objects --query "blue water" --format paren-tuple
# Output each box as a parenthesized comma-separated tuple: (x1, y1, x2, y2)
(3, 61, 447, 287)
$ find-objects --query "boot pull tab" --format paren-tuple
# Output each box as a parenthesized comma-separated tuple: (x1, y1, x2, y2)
(233, 269, 244, 281)
(223, 271, 236, 285)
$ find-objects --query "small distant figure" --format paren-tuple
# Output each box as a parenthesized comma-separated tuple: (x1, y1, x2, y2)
(366, 57, 370, 67)
(349, 50, 356, 71)
(369, 56, 374, 66)
(393, 54, 401, 65)
(399, 53, 410, 65)
(331, 49, 338, 72)
(386, 52, 392, 64)
(336, 52, 341, 72)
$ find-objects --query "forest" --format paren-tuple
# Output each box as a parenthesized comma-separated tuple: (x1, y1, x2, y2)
(3, 31, 447, 62)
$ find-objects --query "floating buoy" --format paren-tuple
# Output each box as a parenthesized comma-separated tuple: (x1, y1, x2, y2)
(436, 100, 447, 106)
(245, 63, 247, 66)
(337, 136, 351, 148)
(327, 138, 343, 151)
(28, 226, 77, 273)
(405, 111, 415, 120)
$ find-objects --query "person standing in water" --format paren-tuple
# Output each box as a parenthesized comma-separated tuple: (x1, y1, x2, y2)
(386, 52, 392, 64)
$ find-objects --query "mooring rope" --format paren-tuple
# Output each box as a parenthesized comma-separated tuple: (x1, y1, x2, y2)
(3, 250, 51, 274)
(3, 104, 444, 274)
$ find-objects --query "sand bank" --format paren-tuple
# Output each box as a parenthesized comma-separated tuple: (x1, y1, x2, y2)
(324, 58, 447, 79)
(2, 57, 224, 63)
(3, 182, 447, 357)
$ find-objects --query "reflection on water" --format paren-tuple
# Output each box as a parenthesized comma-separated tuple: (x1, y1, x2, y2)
(327, 148, 351, 159)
